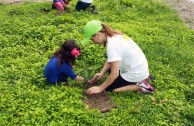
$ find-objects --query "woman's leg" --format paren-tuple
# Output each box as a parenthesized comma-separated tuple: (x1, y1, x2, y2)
(57, 74, 68, 83)
(105, 74, 136, 92)
(107, 73, 155, 93)
(113, 78, 155, 93)
(113, 85, 140, 92)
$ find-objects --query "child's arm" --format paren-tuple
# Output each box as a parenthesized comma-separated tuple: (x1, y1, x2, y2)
(75, 75, 84, 81)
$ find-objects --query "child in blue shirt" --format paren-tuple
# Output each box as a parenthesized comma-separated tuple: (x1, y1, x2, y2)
(44, 40, 84, 84)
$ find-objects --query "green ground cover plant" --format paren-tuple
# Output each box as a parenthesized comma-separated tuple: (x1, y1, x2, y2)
(0, 0, 194, 125)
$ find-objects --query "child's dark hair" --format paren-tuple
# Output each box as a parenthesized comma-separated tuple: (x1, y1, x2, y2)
(52, 40, 80, 66)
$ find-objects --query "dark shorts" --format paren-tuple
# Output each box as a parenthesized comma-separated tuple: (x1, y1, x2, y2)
(105, 73, 136, 92)
(57, 74, 68, 83)
(45, 73, 68, 85)
(75, 1, 91, 11)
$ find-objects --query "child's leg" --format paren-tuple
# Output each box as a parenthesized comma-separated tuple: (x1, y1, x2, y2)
(57, 74, 68, 83)
(54, 2, 65, 11)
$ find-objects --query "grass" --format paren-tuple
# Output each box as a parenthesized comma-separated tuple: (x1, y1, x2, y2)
(0, 0, 194, 125)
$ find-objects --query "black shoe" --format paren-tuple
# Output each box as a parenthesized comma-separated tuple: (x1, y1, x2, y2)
(40, 8, 51, 13)
(90, 5, 98, 14)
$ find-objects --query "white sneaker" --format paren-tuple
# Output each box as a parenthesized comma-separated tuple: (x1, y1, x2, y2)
(137, 80, 155, 93)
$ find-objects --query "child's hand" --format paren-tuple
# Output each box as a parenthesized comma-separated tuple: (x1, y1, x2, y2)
(75, 76, 84, 81)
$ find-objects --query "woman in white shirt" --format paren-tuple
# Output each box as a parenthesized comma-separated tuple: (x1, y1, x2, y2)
(82, 20, 155, 94)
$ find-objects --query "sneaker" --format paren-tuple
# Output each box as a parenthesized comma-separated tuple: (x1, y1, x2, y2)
(137, 80, 155, 93)
(90, 5, 98, 14)
(145, 74, 154, 82)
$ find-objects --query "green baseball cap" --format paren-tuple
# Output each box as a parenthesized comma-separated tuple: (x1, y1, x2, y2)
(82, 20, 103, 45)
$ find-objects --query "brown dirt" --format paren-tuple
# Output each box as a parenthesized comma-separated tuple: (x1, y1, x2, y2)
(0, 0, 52, 4)
(83, 83, 117, 113)
(156, 0, 194, 29)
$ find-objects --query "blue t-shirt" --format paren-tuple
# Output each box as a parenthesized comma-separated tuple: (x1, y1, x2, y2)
(44, 57, 77, 83)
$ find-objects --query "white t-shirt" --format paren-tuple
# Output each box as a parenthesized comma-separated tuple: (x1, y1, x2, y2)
(79, 0, 93, 3)
(106, 34, 149, 82)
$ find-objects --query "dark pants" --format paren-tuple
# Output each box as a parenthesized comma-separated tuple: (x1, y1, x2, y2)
(106, 72, 135, 92)
(75, 1, 91, 11)
(45, 73, 68, 85)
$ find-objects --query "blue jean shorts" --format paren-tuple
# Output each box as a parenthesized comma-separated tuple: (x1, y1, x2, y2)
(75, 1, 91, 11)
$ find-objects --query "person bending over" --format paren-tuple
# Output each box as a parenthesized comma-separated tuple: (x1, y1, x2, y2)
(44, 40, 84, 84)
(82, 20, 155, 94)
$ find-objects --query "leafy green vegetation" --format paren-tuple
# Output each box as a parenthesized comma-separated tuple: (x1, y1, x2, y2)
(0, 0, 193, 125)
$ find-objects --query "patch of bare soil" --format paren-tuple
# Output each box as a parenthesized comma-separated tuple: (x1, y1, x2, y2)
(0, 0, 51, 4)
(83, 83, 117, 113)
(157, 0, 194, 29)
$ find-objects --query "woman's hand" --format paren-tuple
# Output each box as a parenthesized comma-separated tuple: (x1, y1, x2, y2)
(85, 86, 102, 94)
(91, 73, 104, 83)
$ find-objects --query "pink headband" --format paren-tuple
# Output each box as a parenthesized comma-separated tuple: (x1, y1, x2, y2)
(71, 48, 80, 57)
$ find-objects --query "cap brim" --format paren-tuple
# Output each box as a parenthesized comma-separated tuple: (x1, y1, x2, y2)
(82, 37, 90, 45)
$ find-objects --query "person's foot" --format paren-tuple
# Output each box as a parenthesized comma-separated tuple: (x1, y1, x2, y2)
(146, 74, 154, 82)
(90, 5, 98, 14)
(40, 8, 51, 13)
(137, 80, 155, 93)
